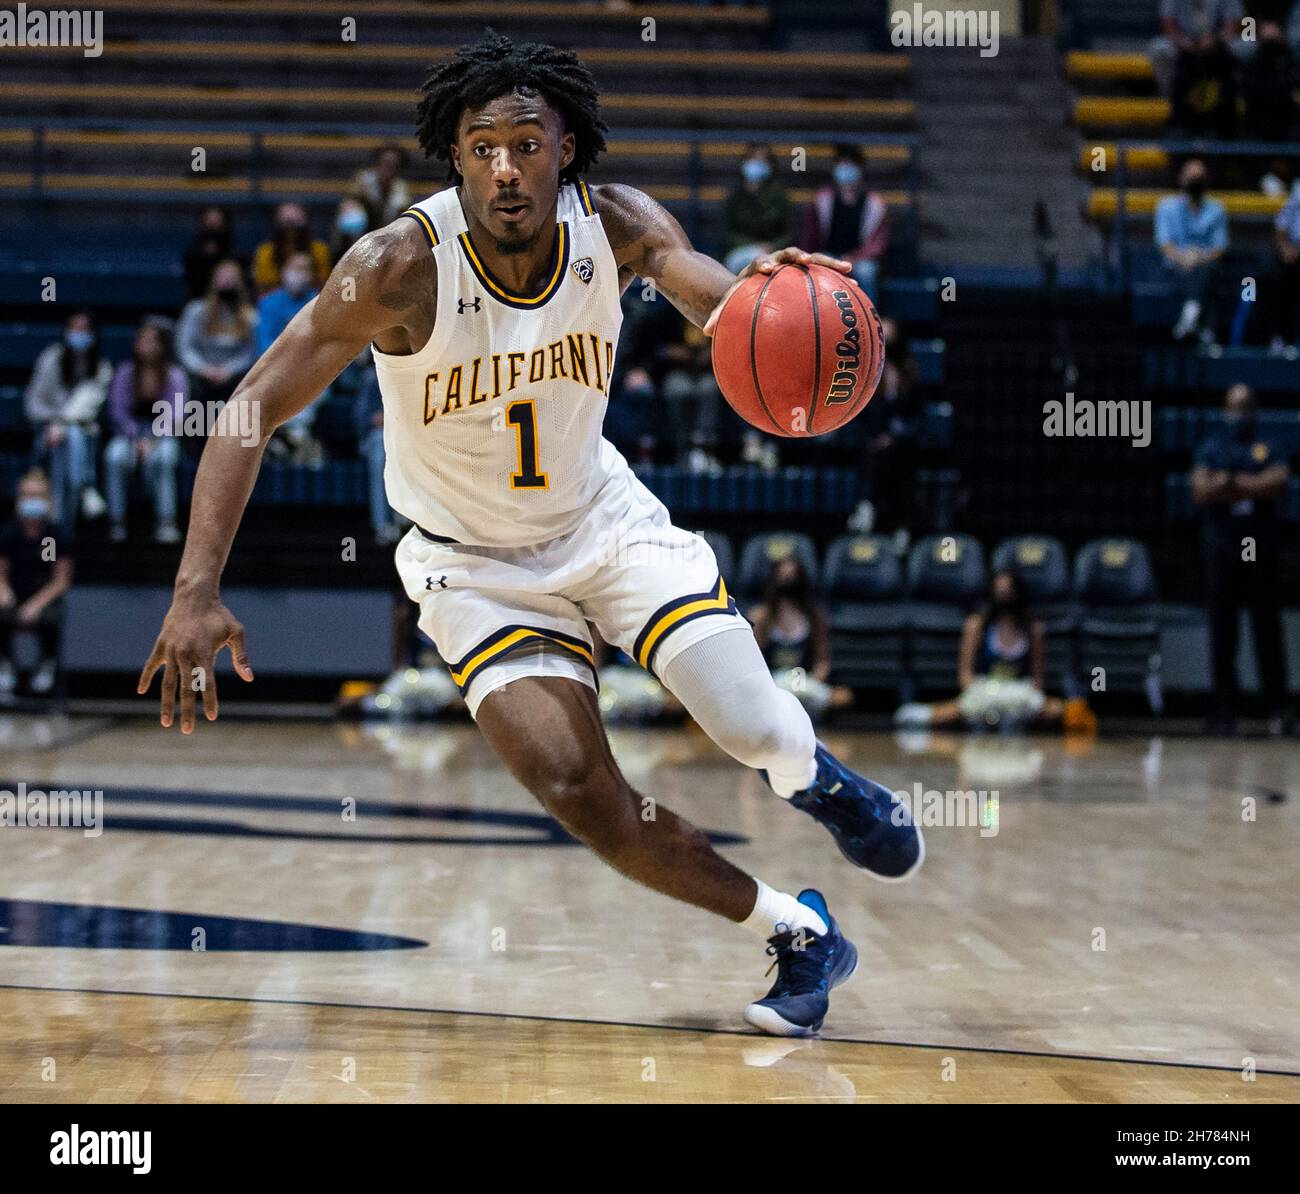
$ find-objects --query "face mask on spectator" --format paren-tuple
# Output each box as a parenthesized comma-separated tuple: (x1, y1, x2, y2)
(65, 329, 95, 352)
(1184, 178, 1206, 200)
(741, 158, 771, 185)
(17, 497, 50, 521)
(832, 161, 862, 189)
(338, 209, 368, 236)
(282, 268, 311, 296)
(216, 286, 242, 306)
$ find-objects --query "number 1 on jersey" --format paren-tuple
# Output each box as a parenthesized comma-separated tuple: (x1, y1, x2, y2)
(506, 400, 549, 490)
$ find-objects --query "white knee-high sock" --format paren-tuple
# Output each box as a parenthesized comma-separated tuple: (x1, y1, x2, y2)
(660, 625, 817, 797)
(742, 878, 828, 939)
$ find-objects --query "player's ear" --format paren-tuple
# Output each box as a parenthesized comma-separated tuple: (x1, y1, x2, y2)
(559, 132, 575, 173)
(449, 142, 463, 177)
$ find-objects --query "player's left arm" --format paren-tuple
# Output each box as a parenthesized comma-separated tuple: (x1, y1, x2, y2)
(593, 183, 851, 334)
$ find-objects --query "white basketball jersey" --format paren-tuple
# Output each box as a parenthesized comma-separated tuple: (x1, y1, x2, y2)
(372, 180, 625, 547)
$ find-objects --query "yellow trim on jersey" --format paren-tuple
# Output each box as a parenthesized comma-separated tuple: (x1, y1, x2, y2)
(576, 179, 596, 216)
(636, 578, 733, 670)
(458, 222, 569, 307)
(448, 628, 594, 689)
(400, 207, 438, 248)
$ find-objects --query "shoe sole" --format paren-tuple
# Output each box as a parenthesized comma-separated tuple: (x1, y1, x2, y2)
(743, 939, 859, 1038)
(826, 815, 926, 884)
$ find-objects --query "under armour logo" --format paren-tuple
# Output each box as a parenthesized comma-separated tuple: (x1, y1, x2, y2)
(457, 297, 481, 313)
(425, 575, 448, 590)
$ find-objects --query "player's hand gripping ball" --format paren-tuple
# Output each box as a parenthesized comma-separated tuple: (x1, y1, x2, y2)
(710, 263, 885, 437)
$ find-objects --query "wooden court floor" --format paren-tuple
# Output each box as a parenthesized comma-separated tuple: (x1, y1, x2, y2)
(1, 714, 1297, 1103)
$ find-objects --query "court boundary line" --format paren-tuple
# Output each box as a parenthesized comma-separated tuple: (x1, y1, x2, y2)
(1, 981, 1296, 1079)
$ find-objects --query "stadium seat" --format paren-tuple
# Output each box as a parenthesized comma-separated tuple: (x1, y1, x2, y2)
(822, 533, 908, 696)
(905, 534, 987, 697)
(736, 531, 819, 604)
(1073, 538, 1162, 711)
(992, 535, 1077, 693)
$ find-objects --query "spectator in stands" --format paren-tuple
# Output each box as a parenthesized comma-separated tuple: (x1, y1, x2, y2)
(23, 310, 111, 525)
(0, 469, 73, 700)
(722, 143, 791, 275)
(748, 555, 852, 720)
(252, 202, 332, 296)
(895, 570, 1066, 730)
(1151, 0, 1244, 138)
(605, 287, 679, 463)
(1155, 159, 1229, 343)
(351, 145, 412, 228)
(176, 258, 259, 413)
(183, 206, 239, 302)
(1241, 19, 1299, 142)
(353, 367, 399, 546)
(330, 196, 371, 265)
(1192, 383, 1293, 735)
(104, 318, 185, 544)
(855, 317, 920, 534)
(256, 252, 324, 464)
(799, 144, 889, 301)
(1264, 179, 1300, 352)
(658, 316, 724, 471)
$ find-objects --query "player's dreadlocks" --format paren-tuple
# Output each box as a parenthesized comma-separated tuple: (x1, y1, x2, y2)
(416, 31, 607, 184)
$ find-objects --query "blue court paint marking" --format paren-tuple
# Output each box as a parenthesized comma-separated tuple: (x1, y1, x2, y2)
(0, 782, 750, 848)
(0, 899, 426, 951)
(0, 981, 1294, 1079)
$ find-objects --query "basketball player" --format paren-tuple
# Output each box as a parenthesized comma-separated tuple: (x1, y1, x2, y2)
(138, 34, 922, 1036)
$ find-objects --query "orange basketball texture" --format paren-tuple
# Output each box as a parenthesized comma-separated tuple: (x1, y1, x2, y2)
(710, 264, 885, 437)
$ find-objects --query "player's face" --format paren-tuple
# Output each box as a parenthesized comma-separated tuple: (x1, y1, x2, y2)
(452, 92, 575, 254)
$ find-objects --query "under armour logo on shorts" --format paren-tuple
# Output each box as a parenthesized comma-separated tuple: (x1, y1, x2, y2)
(425, 575, 448, 590)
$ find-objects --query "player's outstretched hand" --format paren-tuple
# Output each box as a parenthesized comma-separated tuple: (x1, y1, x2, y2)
(137, 597, 254, 733)
(703, 248, 852, 336)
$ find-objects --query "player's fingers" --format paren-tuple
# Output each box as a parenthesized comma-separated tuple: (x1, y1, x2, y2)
(159, 659, 177, 728)
(227, 625, 254, 682)
(177, 657, 198, 735)
(807, 253, 852, 273)
(137, 644, 165, 694)
(200, 656, 219, 722)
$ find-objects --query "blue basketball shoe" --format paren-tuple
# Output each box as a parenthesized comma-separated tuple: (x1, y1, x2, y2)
(744, 889, 858, 1037)
(765, 742, 924, 881)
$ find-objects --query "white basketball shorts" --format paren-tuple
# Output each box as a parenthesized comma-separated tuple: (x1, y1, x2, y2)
(393, 461, 743, 717)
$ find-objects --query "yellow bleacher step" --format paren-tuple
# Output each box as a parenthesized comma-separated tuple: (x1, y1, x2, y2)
(1087, 189, 1286, 219)
(1079, 144, 1169, 174)
(1074, 97, 1170, 130)
(1065, 51, 1155, 82)
(0, 83, 914, 123)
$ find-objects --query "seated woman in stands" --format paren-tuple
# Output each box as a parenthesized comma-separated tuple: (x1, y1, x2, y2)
(749, 556, 853, 720)
(23, 309, 111, 525)
(176, 258, 259, 413)
(896, 569, 1065, 730)
(103, 318, 186, 545)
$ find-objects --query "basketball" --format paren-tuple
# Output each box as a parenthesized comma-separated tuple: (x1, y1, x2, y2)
(710, 263, 886, 438)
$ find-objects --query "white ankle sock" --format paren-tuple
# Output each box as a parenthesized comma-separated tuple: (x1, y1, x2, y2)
(766, 754, 817, 799)
(742, 879, 828, 939)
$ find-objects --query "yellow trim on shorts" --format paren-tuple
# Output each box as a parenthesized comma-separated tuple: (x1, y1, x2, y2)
(635, 577, 733, 671)
(448, 626, 595, 691)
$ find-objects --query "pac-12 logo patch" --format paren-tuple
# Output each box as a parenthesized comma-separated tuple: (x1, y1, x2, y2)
(571, 256, 594, 284)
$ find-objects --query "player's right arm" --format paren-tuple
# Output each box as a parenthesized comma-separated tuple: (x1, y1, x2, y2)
(138, 221, 436, 733)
